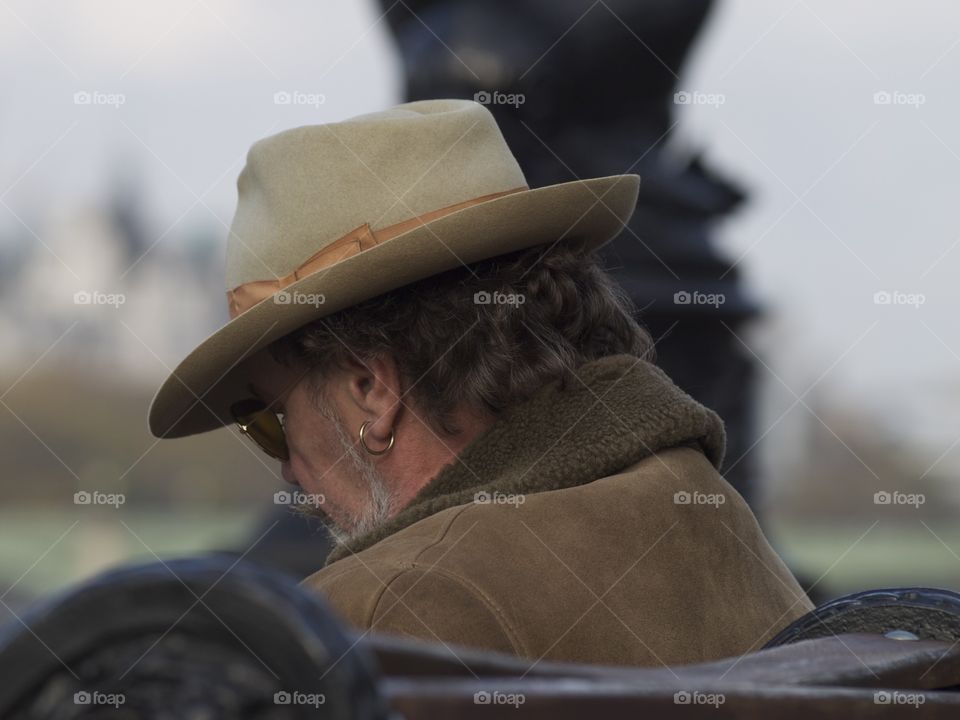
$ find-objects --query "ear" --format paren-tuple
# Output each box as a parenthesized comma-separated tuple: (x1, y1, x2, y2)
(340, 354, 404, 442)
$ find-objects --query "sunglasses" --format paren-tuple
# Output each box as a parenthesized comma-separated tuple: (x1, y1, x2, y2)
(231, 397, 290, 461)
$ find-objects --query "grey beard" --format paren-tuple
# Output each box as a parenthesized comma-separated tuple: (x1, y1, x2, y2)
(295, 396, 397, 549)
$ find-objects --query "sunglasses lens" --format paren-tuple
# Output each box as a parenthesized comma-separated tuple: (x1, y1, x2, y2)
(231, 399, 289, 461)
(247, 415, 288, 460)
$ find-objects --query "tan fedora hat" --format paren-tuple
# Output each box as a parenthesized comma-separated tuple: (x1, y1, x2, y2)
(148, 99, 640, 438)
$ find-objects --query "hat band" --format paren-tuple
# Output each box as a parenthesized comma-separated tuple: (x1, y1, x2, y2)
(225, 185, 528, 319)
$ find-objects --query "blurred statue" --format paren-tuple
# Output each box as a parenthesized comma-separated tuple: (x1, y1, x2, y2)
(380, 0, 763, 507)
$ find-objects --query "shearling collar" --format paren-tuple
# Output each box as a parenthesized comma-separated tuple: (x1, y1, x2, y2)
(324, 353, 726, 565)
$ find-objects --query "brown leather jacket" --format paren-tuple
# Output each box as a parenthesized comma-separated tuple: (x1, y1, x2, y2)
(302, 355, 812, 667)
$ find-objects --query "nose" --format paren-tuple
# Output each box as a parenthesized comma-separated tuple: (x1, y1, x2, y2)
(280, 462, 298, 486)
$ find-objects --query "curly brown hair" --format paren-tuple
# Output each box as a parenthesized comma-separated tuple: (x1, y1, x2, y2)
(268, 242, 655, 436)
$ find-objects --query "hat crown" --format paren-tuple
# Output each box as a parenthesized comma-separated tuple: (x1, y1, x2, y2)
(225, 99, 528, 289)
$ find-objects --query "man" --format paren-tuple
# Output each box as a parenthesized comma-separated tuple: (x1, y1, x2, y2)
(149, 99, 812, 667)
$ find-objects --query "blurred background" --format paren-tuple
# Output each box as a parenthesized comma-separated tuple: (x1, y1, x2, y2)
(3, 0, 960, 619)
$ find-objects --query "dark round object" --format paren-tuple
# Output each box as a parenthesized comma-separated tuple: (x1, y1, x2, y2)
(0, 555, 388, 719)
(764, 587, 960, 648)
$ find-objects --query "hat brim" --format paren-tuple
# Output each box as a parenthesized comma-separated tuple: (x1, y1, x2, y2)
(148, 174, 640, 438)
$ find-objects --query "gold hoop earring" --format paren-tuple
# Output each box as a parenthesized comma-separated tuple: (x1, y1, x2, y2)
(358, 420, 395, 456)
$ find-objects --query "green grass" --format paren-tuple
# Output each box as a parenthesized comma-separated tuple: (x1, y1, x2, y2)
(769, 520, 960, 597)
(3, 510, 958, 609)
(0, 509, 259, 603)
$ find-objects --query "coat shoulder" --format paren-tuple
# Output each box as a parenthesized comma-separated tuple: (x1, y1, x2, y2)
(302, 446, 813, 665)
(301, 507, 524, 656)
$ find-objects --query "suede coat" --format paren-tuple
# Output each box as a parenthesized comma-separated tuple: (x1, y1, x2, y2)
(302, 354, 813, 667)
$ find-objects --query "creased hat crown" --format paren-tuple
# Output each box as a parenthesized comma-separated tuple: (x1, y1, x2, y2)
(225, 99, 528, 289)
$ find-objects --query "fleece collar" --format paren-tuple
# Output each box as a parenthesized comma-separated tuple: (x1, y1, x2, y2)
(325, 353, 726, 565)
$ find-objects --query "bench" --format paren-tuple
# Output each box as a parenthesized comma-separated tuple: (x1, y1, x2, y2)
(0, 556, 957, 718)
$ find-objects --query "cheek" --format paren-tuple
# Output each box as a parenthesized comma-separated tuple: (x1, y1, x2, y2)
(284, 403, 340, 474)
